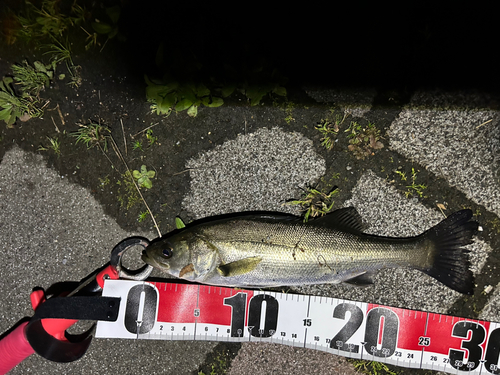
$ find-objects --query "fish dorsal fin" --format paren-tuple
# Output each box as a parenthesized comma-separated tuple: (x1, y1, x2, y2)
(308, 207, 364, 234)
(245, 214, 300, 222)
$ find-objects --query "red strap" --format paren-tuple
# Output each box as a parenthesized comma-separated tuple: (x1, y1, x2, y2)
(0, 322, 35, 374)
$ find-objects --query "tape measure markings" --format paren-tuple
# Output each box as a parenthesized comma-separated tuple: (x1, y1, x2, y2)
(96, 280, 500, 375)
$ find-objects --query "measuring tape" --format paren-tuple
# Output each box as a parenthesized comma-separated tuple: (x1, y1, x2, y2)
(96, 280, 500, 374)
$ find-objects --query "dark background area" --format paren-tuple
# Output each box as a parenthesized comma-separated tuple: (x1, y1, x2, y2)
(125, 2, 498, 92)
(116, 2, 499, 92)
(2, 1, 498, 94)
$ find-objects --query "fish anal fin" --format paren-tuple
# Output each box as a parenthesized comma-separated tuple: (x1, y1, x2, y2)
(310, 207, 364, 233)
(343, 271, 375, 287)
(217, 256, 262, 277)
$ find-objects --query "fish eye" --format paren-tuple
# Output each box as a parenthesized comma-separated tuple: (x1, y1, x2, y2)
(162, 248, 173, 258)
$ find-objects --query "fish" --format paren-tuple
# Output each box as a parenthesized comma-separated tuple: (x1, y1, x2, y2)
(141, 208, 478, 294)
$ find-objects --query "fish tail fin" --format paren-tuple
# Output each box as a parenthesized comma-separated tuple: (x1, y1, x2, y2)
(421, 209, 478, 295)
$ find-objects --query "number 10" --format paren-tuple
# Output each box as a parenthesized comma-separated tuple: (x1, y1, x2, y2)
(224, 292, 279, 338)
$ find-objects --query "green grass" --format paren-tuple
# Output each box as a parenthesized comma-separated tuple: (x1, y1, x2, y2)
(72, 122, 111, 151)
(401, 168, 427, 198)
(287, 186, 339, 222)
(43, 37, 72, 66)
(42, 37, 82, 88)
(315, 111, 349, 150)
(349, 359, 398, 375)
(133, 140, 143, 151)
(146, 49, 287, 117)
(11, 60, 55, 97)
(38, 136, 61, 156)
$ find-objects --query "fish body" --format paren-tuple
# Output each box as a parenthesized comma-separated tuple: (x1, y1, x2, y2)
(142, 208, 478, 294)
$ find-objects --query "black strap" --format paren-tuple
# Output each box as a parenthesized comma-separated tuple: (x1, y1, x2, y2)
(32, 296, 120, 321)
(25, 296, 121, 362)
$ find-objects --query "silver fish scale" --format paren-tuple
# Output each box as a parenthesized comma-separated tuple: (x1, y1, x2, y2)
(194, 218, 426, 287)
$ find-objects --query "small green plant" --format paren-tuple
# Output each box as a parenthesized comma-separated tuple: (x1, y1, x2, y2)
(98, 175, 110, 187)
(395, 168, 427, 198)
(66, 65, 82, 88)
(88, 5, 126, 52)
(283, 102, 295, 124)
(316, 119, 337, 149)
(490, 217, 500, 234)
(133, 140, 143, 151)
(345, 121, 384, 159)
(116, 171, 141, 209)
(43, 36, 72, 66)
(133, 165, 155, 189)
(240, 62, 288, 106)
(315, 112, 349, 150)
(245, 82, 287, 106)
(138, 210, 149, 222)
(350, 359, 397, 375)
(197, 350, 231, 375)
(132, 139, 142, 151)
(12, 60, 55, 97)
(91, 5, 124, 50)
(287, 186, 339, 222)
(42, 36, 81, 88)
(145, 129, 158, 146)
(38, 136, 60, 156)
(0, 77, 42, 126)
(145, 76, 224, 117)
(72, 122, 111, 150)
(394, 170, 406, 181)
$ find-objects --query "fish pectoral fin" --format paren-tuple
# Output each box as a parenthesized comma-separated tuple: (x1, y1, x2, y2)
(217, 256, 262, 277)
(342, 271, 375, 287)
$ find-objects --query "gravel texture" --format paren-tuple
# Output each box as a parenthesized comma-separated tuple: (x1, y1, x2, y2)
(228, 342, 359, 375)
(182, 127, 326, 219)
(389, 109, 500, 216)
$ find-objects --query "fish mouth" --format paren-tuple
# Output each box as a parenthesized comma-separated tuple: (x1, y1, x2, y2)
(141, 251, 170, 270)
